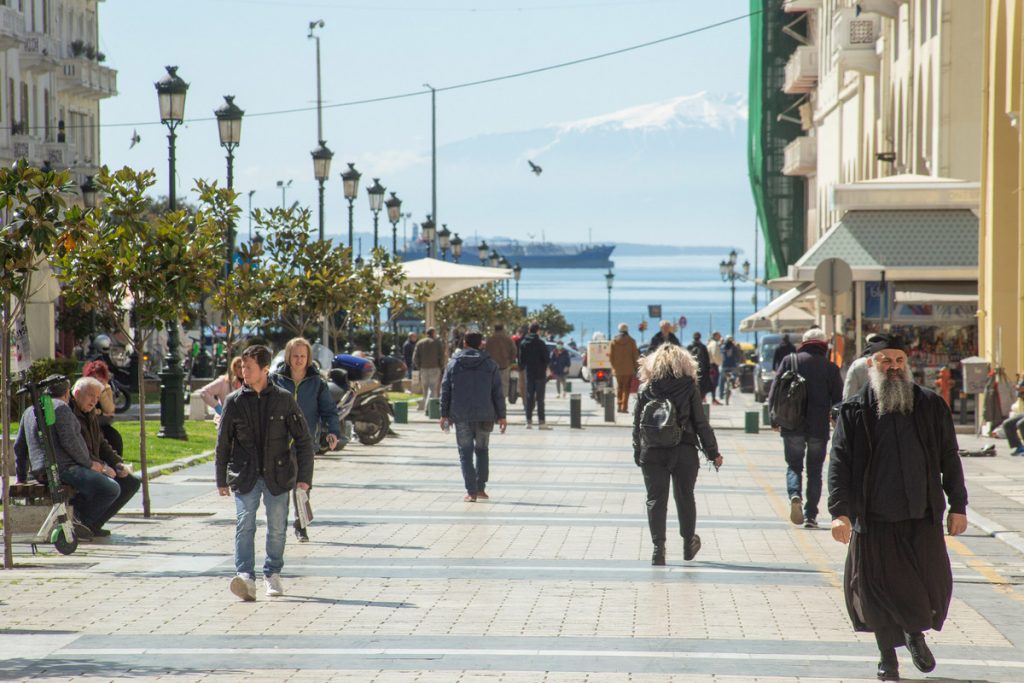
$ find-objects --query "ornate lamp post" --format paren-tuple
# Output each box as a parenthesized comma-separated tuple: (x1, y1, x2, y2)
(477, 240, 489, 265)
(80, 175, 99, 209)
(500, 257, 512, 297)
(420, 214, 436, 255)
(604, 268, 615, 338)
(489, 250, 500, 268)
(311, 140, 333, 242)
(385, 191, 402, 255)
(366, 178, 386, 251)
(341, 162, 361, 258)
(719, 249, 751, 338)
(450, 233, 463, 263)
(513, 262, 522, 306)
(214, 95, 243, 278)
(154, 65, 189, 440)
(437, 224, 451, 260)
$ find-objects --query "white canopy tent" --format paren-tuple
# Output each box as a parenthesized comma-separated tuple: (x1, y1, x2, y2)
(399, 257, 512, 327)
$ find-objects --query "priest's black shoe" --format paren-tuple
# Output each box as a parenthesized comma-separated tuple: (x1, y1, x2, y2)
(877, 648, 900, 681)
(684, 535, 701, 561)
(651, 546, 666, 566)
(904, 631, 935, 673)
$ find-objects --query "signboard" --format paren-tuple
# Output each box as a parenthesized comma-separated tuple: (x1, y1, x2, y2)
(13, 310, 31, 372)
(863, 281, 893, 320)
(587, 340, 611, 369)
(648, 305, 662, 318)
(677, 315, 687, 330)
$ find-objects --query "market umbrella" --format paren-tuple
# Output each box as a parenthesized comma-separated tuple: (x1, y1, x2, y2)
(399, 257, 511, 327)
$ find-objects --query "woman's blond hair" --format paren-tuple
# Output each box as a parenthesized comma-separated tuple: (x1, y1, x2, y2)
(284, 337, 314, 370)
(225, 356, 244, 383)
(638, 343, 699, 384)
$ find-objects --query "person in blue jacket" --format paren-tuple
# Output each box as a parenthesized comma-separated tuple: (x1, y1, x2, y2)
(271, 337, 342, 542)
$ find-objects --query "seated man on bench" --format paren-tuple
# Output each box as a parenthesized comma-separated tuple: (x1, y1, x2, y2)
(13, 378, 120, 540)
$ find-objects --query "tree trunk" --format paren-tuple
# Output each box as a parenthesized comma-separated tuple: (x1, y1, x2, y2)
(1, 304, 13, 569)
(137, 336, 151, 517)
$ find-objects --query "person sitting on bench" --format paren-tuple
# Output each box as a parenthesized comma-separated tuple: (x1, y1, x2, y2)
(13, 378, 120, 541)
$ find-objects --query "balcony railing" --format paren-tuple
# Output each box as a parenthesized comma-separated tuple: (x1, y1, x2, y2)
(59, 58, 118, 99)
(783, 136, 817, 176)
(832, 8, 881, 75)
(22, 32, 62, 72)
(0, 4, 23, 50)
(783, 46, 818, 94)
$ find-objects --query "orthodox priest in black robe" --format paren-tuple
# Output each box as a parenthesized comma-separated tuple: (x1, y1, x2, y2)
(828, 335, 968, 682)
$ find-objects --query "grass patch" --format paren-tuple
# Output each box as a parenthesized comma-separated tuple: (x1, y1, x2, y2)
(117, 420, 218, 469)
(387, 392, 421, 403)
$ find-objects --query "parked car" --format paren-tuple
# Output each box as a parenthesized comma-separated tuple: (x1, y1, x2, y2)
(753, 333, 785, 403)
(546, 342, 583, 378)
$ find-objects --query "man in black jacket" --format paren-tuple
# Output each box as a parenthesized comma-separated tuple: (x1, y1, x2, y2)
(828, 334, 967, 682)
(686, 332, 714, 402)
(517, 322, 552, 429)
(216, 345, 315, 602)
(647, 320, 680, 353)
(768, 327, 842, 529)
(772, 334, 797, 370)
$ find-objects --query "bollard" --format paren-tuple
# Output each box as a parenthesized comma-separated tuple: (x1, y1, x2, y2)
(745, 411, 760, 434)
(604, 388, 616, 422)
(570, 393, 582, 429)
(565, 381, 572, 393)
(762, 403, 771, 426)
(702, 402, 710, 420)
(426, 397, 440, 420)
(393, 400, 409, 424)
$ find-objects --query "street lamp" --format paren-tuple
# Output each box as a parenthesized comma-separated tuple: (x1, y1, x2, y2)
(311, 140, 333, 242)
(276, 179, 292, 208)
(489, 250, 500, 268)
(214, 95, 244, 280)
(499, 257, 512, 297)
(341, 162, 361, 257)
(438, 224, 451, 260)
(385, 191, 402, 255)
(420, 214, 436, 255)
(450, 233, 463, 263)
(477, 240, 489, 265)
(247, 190, 256, 242)
(513, 262, 522, 305)
(366, 178, 386, 251)
(605, 268, 615, 338)
(719, 249, 751, 337)
(80, 175, 99, 209)
(154, 64, 188, 441)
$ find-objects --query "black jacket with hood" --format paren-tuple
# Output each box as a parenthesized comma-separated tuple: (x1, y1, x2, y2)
(518, 332, 550, 380)
(632, 374, 719, 464)
(440, 348, 506, 423)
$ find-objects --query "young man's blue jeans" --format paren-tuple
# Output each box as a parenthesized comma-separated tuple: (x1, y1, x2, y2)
(234, 478, 290, 578)
(455, 422, 491, 495)
(59, 465, 120, 528)
(782, 434, 828, 520)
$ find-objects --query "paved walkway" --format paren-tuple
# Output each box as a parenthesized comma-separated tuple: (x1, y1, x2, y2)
(2, 388, 1023, 682)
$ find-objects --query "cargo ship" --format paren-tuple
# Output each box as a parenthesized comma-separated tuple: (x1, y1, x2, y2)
(397, 241, 615, 269)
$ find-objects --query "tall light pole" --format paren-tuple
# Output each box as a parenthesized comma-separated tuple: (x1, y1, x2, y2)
(214, 95, 243, 277)
(276, 179, 292, 208)
(311, 140, 333, 241)
(385, 191, 402, 255)
(719, 249, 751, 338)
(341, 162, 361, 259)
(155, 65, 188, 441)
(367, 178, 386, 250)
(438, 224, 451, 260)
(513, 262, 522, 306)
(423, 83, 437, 258)
(604, 269, 615, 338)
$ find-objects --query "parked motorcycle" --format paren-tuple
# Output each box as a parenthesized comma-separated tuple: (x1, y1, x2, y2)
(330, 354, 406, 446)
(89, 335, 132, 414)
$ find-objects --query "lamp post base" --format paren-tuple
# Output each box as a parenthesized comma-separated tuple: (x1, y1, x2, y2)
(158, 326, 188, 440)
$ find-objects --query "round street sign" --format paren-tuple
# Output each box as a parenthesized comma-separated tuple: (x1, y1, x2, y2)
(813, 258, 853, 297)
(678, 315, 687, 330)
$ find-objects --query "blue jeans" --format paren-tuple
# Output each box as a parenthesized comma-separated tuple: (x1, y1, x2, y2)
(455, 422, 492, 495)
(59, 465, 121, 528)
(782, 434, 828, 520)
(234, 478, 290, 578)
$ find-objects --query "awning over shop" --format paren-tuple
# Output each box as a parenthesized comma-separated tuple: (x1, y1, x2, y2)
(739, 283, 817, 333)
(893, 281, 978, 304)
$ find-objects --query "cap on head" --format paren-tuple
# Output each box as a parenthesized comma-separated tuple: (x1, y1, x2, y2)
(802, 328, 827, 343)
(862, 333, 907, 357)
(618, 323, 628, 333)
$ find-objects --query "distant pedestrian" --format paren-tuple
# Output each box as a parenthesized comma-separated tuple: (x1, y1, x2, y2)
(647, 320, 680, 354)
(549, 341, 572, 398)
(633, 344, 722, 566)
(829, 334, 968, 681)
(216, 345, 315, 602)
(485, 323, 518, 401)
(609, 323, 640, 413)
(440, 331, 508, 502)
(772, 334, 797, 371)
(402, 332, 418, 380)
(686, 332, 714, 403)
(842, 333, 881, 400)
(197, 356, 245, 425)
(768, 328, 842, 529)
(717, 336, 741, 400)
(706, 331, 723, 405)
(518, 322, 552, 430)
(413, 328, 445, 411)
(994, 377, 1024, 455)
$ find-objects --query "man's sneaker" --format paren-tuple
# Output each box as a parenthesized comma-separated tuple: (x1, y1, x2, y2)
(294, 520, 309, 543)
(1013, 446, 1024, 456)
(463, 494, 477, 502)
(72, 521, 94, 541)
(264, 574, 284, 597)
(230, 573, 257, 602)
(476, 490, 489, 500)
(89, 526, 112, 537)
(803, 518, 818, 529)
(789, 496, 804, 526)
(525, 421, 533, 430)
(538, 423, 553, 430)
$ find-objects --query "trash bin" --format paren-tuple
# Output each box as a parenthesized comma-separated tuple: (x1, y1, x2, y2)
(960, 356, 990, 395)
(426, 397, 441, 420)
(393, 400, 409, 424)
(738, 364, 755, 393)
(745, 411, 759, 434)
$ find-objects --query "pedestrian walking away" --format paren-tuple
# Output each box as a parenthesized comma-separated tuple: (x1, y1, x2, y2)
(686, 331, 714, 404)
(706, 331, 723, 405)
(413, 328, 445, 411)
(440, 330, 508, 502)
(828, 334, 968, 682)
(215, 345, 315, 602)
(485, 323, 518, 401)
(609, 323, 641, 412)
(717, 335, 741, 401)
(768, 328, 842, 529)
(549, 341, 572, 398)
(518, 322, 552, 429)
(271, 337, 342, 542)
(402, 332, 417, 380)
(633, 343, 723, 566)
(647, 320, 681, 354)
(771, 333, 797, 371)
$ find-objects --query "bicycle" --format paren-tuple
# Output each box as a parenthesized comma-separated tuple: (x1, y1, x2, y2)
(721, 368, 740, 405)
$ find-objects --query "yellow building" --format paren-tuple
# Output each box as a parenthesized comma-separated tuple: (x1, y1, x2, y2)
(978, 0, 1023, 381)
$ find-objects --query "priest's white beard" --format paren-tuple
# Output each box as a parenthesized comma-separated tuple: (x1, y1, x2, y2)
(869, 366, 915, 416)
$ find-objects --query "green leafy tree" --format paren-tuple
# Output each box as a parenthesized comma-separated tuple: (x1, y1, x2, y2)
(529, 303, 574, 338)
(0, 160, 83, 569)
(435, 284, 524, 341)
(56, 167, 227, 516)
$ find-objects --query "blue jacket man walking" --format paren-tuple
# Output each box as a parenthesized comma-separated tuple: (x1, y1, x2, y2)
(440, 331, 508, 502)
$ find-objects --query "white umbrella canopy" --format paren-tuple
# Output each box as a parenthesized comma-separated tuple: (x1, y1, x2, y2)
(400, 257, 511, 302)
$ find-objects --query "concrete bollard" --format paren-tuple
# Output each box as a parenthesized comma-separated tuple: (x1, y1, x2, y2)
(604, 389, 615, 422)
(565, 381, 572, 393)
(570, 394, 582, 429)
(745, 411, 760, 434)
(762, 403, 771, 426)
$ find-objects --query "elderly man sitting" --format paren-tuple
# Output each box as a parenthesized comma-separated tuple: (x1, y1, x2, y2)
(69, 377, 141, 537)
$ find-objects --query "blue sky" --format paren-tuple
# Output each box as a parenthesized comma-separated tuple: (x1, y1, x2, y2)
(98, 0, 753, 248)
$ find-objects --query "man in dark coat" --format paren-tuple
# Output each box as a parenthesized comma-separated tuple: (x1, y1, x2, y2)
(402, 332, 417, 379)
(828, 334, 968, 682)
(772, 334, 797, 370)
(517, 322, 552, 429)
(768, 328, 842, 529)
(647, 320, 681, 354)
(686, 332, 714, 402)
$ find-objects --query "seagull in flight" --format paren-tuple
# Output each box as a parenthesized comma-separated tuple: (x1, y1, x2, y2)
(528, 160, 542, 176)
(129, 129, 141, 149)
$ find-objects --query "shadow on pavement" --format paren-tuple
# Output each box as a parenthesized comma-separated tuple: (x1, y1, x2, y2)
(0, 660, 249, 679)
(282, 595, 416, 609)
(323, 542, 428, 550)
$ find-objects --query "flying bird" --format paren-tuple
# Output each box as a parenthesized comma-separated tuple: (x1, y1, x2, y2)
(129, 129, 141, 149)
(528, 160, 542, 176)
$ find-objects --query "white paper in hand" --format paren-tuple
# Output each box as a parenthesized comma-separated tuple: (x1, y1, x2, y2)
(295, 488, 314, 527)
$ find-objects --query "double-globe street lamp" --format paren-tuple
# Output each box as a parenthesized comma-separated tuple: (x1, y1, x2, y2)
(605, 269, 615, 338)
(366, 178, 386, 250)
(438, 225, 451, 260)
(341, 163, 361, 259)
(420, 215, 436, 255)
(154, 65, 189, 440)
(214, 95, 243, 276)
(450, 233, 463, 263)
(477, 240, 489, 265)
(385, 192, 402, 255)
(719, 249, 751, 338)
(311, 140, 333, 242)
(513, 263, 522, 306)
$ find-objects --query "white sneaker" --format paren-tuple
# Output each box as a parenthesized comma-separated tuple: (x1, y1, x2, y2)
(538, 423, 553, 431)
(264, 574, 284, 597)
(526, 421, 533, 430)
(229, 573, 256, 602)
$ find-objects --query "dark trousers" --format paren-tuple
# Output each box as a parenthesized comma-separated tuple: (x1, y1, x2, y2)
(640, 447, 700, 548)
(1000, 415, 1024, 449)
(100, 423, 123, 457)
(93, 474, 141, 529)
(783, 433, 828, 520)
(525, 376, 546, 423)
(455, 421, 492, 495)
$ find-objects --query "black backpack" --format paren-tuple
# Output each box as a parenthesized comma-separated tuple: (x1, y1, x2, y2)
(639, 391, 683, 448)
(770, 353, 807, 430)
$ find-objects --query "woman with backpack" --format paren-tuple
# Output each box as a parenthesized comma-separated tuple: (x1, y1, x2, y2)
(633, 343, 723, 565)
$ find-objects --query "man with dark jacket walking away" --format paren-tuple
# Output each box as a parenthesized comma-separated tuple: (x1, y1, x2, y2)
(687, 332, 714, 403)
(647, 320, 680, 354)
(402, 332, 417, 380)
(485, 323, 517, 401)
(216, 345, 315, 602)
(518, 322, 552, 429)
(772, 334, 797, 371)
(828, 334, 968, 681)
(441, 331, 508, 501)
(768, 328, 842, 529)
